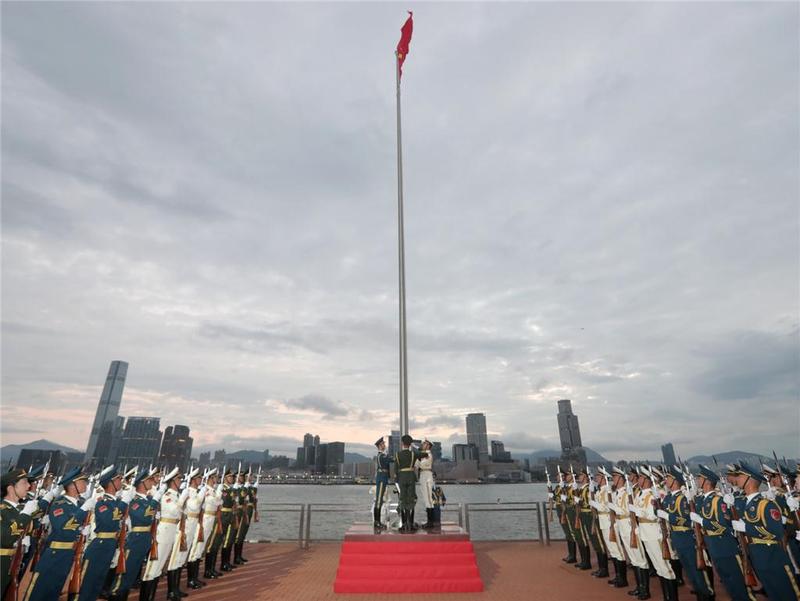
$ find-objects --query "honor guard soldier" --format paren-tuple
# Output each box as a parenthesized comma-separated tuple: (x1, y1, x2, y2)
(417, 441, 436, 529)
(79, 465, 134, 601)
(185, 469, 212, 589)
(563, 468, 589, 570)
(2, 469, 38, 599)
(658, 466, 714, 601)
(15, 464, 54, 584)
(218, 467, 237, 572)
(24, 467, 97, 601)
(165, 466, 203, 595)
(609, 467, 650, 600)
(394, 434, 428, 532)
(554, 467, 577, 564)
(763, 462, 800, 576)
(108, 467, 160, 601)
(592, 467, 628, 588)
(197, 470, 223, 581)
(140, 467, 182, 601)
(373, 437, 393, 530)
(633, 466, 677, 601)
(732, 462, 800, 601)
(233, 469, 250, 565)
(576, 468, 606, 575)
(689, 465, 754, 601)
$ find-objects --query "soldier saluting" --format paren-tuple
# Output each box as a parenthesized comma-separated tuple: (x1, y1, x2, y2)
(394, 435, 427, 533)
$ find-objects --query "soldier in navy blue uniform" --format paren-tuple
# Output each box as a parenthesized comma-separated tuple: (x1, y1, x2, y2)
(732, 463, 800, 601)
(689, 465, 754, 601)
(763, 463, 800, 582)
(658, 466, 714, 601)
(23, 467, 97, 601)
(109, 468, 160, 601)
(79, 466, 135, 601)
(373, 437, 394, 529)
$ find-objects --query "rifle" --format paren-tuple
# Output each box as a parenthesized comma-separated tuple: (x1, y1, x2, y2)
(254, 466, 262, 522)
(625, 472, 640, 549)
(769, 453, 800, 575)
(545, 466, 554, 523)
(569, 464, 581, 530)
(606, 475, 618, 543)
(684, 462, 708, 571)
(115, 491, 132, 575)
(648, 467, 671, 560)
(556, 466, 566, 525)
(67, 501, 94, 600)
(29, 456, 52, 572)
(4, 520, 33, 601)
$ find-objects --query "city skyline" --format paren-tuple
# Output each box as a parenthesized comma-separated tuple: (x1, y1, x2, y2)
(2, 3, 797, 460)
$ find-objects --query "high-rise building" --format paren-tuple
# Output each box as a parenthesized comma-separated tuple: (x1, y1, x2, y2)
(326, 442, 345, 473)
(431, 442, 443, 462)
(304, 445, 316, 468)
(296, 447, 306, 468)
(115, 417, 162, 468)
(314, 444, 328, 474)
(557, 400, 582, 451)
(388, 430, 401, 456)
(313, 435, 320, 447)
(661, 443, 677, 467)
(491, 440, 512, 461)
(16, 449, 68, 475)
(303, 433, 314, 447)
(158, 425, 193, 470)
(262, 449, 270, 466)
(198, 452, 211, 466)
(466, 413, 489, 458)
(92, 415, 125, 468)
(85, 361, 129, 465)
(452, 443, 479, 463)
(213, 449, 226, 464)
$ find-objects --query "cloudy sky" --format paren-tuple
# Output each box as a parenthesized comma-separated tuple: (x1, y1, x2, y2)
(2, 2, 798, 461)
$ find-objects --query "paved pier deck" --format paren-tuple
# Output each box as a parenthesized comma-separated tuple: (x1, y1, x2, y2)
(175, 541, 734, 601)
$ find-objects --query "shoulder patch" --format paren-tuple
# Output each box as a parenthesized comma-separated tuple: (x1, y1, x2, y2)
(132, 503, 139, 510)
(98, 505, 108, 513)
(53, 508, 64, 517)
(770, 508, 781, 521)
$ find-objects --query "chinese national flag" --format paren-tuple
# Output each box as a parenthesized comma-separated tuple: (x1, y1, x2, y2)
(396, 12, 413, 78)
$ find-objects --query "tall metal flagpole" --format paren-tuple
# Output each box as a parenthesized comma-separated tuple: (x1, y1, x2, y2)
(396, 51, 409, 436)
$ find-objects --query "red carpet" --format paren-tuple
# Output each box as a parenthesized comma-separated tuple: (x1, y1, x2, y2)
(334, 539, 484, 594)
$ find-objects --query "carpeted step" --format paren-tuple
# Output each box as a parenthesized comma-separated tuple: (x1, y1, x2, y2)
(337, 564, 481, 580)
(339, 552, 475, 566)
(341, 541, 475, 554)
(334, 578, 485, 594)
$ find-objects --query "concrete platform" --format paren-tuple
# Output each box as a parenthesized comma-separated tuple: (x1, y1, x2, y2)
(344, 521, 469, 541)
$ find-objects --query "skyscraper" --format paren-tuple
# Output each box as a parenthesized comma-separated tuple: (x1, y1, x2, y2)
(303, 433, 314, 447)
(326, 442, 345, 473)
(115, 417, 162, 468)
(452, 443, 479, 463)
(661, 443, 677, 467)
(557, 400, 582, 451)
(388, 430, 401, 456)
(158, 425, 193, 470)
(85, 360, 128, 465)
(466, 413, 489, 458)
(313, 435, 320, 447)
(314, 444, 328, 474)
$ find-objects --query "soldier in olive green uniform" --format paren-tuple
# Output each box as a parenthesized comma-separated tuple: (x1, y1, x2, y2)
(233, 471, 250, 565)
(564, 470, 588, 568)
(219, 468, 237, 572)
(394, 434, 428, 533)
(1, 469, 37, 599)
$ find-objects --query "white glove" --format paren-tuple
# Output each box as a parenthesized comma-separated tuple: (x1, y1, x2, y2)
(233, 483, 241, 490)
(81, 496, 97, 512)
(788, 496, 799, 512)
(21, 536, 30, 554)
(570, 482, 577, 490)
(81, 525, 91, 537)
(723, 493, 735, 506)
(20, 499, 39, 516)
(684, 489, 695, 502)
(151, 486, 166, 502)
(178, 488, 190, 505)
(547, 492, 554, 499)
(782, 516, 788, 524)
(588, 500, 598, 510)
(731, 519, 746, 533)
(121, 488, 135, 504)
(796, 531, 800, 542)
(42, 489, 56, 503)
(216, 484, 224, 494)
(689, 512, 703, 525)
(81, 486, 94, 501)
(633, 507, 644, 518)
(560, 495, 567, 502)
(657, 509, 669, 520)
(764, 489, 776, 501)
(634, 526, 639, 536)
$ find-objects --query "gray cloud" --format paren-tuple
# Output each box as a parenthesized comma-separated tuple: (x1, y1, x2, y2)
(1, 3, 798, 460)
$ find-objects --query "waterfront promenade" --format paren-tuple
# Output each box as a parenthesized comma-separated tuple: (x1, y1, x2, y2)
(140, 541, 734, 601)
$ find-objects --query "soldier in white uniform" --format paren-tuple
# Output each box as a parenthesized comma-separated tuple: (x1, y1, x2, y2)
(416, 440, 435, 529)
(197, 470, 223, 581)
(166, 467, 204, 595)
(189, 469, 217, 585)
(591, 467, 628, 588)
(610, 467, 650, 599)
(140, 467, 183, 601)
(633, 467, 677, 601)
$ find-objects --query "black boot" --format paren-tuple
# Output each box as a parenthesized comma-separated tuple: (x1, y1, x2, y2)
(239, 543, 248, 563)
(203, 554, 218, 579)
(402, 510, 411, 532)
(176, 567, 188, 597)
(220, 547, 234, 572)
(233, 543, 244, 565)
(658, 577, 668, 601)
(195, 561, 207, 587)
(608, 558, 619, 585)
(409, 509, 418, 531)
(575, 544, 592, 570)
(668, 578, 679, 601)
(109, 590, 130, 601)
(593, 553, 609, 578)
(628, 565, 642, 597)
(422, 508, 434, 529)
(615, 560, 629, 588)
(138, 578, 154, 601)
(671, 560, 684, 586)
(211, 551, 223, 577)
(187, 562, 202, 590)
(638, 568, 651, 600)
(563, 540, 577, 563)
(166, 570, 179, 601)
(99, 567, 117, 599)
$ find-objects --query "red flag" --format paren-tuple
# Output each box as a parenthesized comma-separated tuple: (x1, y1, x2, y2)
(396, 12, 413, 78)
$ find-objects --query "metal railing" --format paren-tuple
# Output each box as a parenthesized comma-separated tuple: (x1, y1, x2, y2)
(462, 501, 552, 544)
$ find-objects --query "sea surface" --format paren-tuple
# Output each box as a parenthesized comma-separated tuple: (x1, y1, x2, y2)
(247, 483, 564, 542)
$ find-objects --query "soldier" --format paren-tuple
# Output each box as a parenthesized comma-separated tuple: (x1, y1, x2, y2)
(431, 482, 446, 529)
(79, 466, 134, 601)
(731, 462, 800, 601)
(591, 467, 628, 588)
(576, 468, 606, 576)
(139, 467, 181, 601)
(372, 437, 393, 530)
(763, 462, 800, 576)
(233, 469, 250, 565)
(163, 466, 202, 596)
(609, 467, 650, 599)
(15, 464, 50, 584)
(552, 467, 576, 564)
(185, 469, 213, 589)
(417, 440, 436, 529)
(2, 469, 38, 599)
(689, 465, 754, 601)
(633, 467, 677, 601)
(564, 468, 589, 570)
(108, 467, 160, 601)
(394, 434, 428, 532)
(198, 470, 223, 581)
(24, 467, 97, 601)
(658, 466, 714, 601)
(218, 467, 237, 572)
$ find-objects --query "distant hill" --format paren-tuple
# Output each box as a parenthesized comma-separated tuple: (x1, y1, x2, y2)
(0, 439, 82, 466)
(344, 452, 370, 463)
(512, 447, 609, 465)
(224, 450, 265, 466)
(685, 450, 774, 468)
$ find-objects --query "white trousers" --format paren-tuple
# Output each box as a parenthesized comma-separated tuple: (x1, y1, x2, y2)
(615, 518, 648, 568)
(418, 471, 434, 509)
(142, 523, 177, 581)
